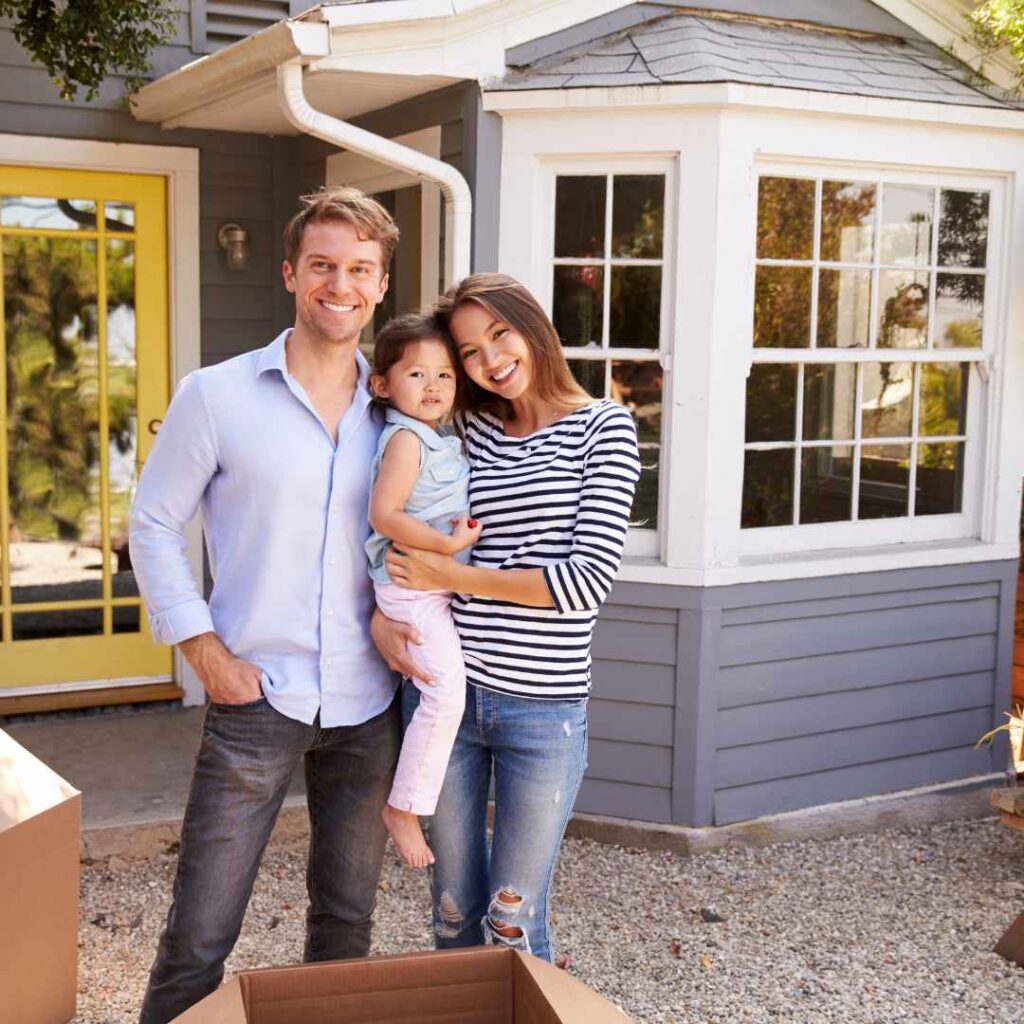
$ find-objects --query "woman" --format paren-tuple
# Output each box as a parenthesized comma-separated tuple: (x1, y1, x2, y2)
(383, 273, 641, 962)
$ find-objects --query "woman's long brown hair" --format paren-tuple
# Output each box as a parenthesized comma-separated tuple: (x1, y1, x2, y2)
(434, 273, 592, 420)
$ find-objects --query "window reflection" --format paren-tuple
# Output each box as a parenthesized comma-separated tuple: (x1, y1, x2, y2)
(861, 362, 913, 439)
(920, 363, 967, 437)
(754, 265, 811, 348)
(757, 177, 814, 260)
(555, 176, 606, 258)
(742, 449, 794, 528)
(803, 364, 855, 441)
(817, 268, 871, 348)
(934, 273, 983, 348)
(820, 181, 875, 263)
(916, 441, 964, 515)
(5, 236, 102, 603)
(880, 185, 933, 265)
(938, 190, 988, 268)
(612, 176, 664, 258)
(801, 446, 853, 524)
(877, 271, 928, 348)
(859, 443, 911, 519)
(746, 364, 796, 444)
(552, 265, 604, 347)
(2, 196, 97, 231)
(609, 265, 660, 348)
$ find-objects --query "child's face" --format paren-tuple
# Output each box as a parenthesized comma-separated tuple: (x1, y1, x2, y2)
(372, 339, 458, 425)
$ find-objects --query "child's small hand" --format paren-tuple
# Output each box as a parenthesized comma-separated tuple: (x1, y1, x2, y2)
(448, 516, 482, 553)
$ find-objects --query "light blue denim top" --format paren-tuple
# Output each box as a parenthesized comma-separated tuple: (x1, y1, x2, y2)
(365, 407, 471, 585)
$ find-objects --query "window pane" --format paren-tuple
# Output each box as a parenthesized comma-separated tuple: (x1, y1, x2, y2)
(12, 608, 103, 641)
(916, 442, 964, 515)
(113, 605, 142, 634)
(613, 362, 662, 529)
(107, 238, 139, 599)
(754, 265, 811, 348)
(934, 273, 983, 349)
(859, 443, 910, 519)
(803, 364, 856, 441)
(105, 201, 135, 233)
(877, 270, 928, 349)
(920, 362, 968, 437)
(613, 360, 662, 446)
(742, 449, 794, 528)
(746, 363, 797, 443)
(880, 185, 933, 265)
(5, 236, 102, 604)
(552, 265, 604, 347)
(609, 266, 660, 348)
(938, 190, 988, 268)
(861, 362, 913, 438)
(566, 359, 606, 398)
(612, 175, 664, 258)
(801, 445, 853, 524)
(817, 268, 871, 348)
(555, 176, 606, 258)
(820, 181, 875, 263)
(2, 196, 96, 231)
(757, 177, 814, 260)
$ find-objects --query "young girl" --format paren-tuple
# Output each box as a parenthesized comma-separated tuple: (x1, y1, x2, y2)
(365, 313, 480, 869)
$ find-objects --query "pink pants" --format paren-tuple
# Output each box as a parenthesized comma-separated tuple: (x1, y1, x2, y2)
(374, 582, 466, 816)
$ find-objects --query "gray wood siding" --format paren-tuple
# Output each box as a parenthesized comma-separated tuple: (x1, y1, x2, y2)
(581, 602, 677, 822)
(711, 565, 1010, 825)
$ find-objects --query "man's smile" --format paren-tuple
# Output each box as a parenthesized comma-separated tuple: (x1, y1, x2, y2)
(319, 299, 357, 313)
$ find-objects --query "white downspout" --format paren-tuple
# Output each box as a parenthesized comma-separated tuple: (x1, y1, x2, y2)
(277, 59, 473, 284)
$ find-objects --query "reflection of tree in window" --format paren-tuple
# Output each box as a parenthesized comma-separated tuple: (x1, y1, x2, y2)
(878, 280, 927, 348)
(4, 238, 133, 547)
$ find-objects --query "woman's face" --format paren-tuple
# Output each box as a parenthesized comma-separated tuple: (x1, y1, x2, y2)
(449, 301, 534, 402)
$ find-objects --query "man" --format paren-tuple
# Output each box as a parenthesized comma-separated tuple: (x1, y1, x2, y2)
(131, 187, 421, 1024)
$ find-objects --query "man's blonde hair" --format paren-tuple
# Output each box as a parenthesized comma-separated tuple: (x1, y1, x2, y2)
(283, 186, 400, 272)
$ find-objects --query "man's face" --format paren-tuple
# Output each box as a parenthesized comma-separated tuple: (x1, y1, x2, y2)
(283, 219, 389, 346)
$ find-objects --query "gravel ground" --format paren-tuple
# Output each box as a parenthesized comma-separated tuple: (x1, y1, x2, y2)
(76, 817, 1024, 1023)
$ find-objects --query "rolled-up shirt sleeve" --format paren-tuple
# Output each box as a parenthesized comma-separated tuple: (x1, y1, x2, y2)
(542, 405, 641, 614)
(129, 372, 218, 646)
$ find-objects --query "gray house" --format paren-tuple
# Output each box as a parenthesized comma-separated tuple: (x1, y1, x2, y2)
(2, 0, 1022, 828)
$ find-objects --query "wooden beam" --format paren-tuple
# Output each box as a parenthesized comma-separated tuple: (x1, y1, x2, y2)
(0, 683, 183, 717)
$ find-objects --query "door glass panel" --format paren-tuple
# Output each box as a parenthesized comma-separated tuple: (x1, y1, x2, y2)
(107, 238, 139, 598)
(13, 607, 104, 641)
(5, 235, 102, 604)
(112, 605, 142, 634)
(2, 196, 97, 231)
(105, 201, 135, 233)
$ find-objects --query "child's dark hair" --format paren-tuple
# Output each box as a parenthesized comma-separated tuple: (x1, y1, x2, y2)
(370, 312, 462, 415)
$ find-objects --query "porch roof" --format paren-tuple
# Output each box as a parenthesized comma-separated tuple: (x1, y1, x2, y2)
(490, 9, 1017, 110)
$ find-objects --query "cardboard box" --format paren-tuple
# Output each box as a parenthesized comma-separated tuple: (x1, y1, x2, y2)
(0, 727, 81, 1024)
(173, 946, 632, 1023)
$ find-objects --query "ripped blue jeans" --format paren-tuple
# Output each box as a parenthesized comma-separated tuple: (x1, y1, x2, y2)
(403, 682, 587, 962)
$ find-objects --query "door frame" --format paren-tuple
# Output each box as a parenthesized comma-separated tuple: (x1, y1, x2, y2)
(0, 133, 204, 705)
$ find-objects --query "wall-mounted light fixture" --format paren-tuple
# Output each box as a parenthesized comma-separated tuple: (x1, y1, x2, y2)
(217, 222, 249, 271)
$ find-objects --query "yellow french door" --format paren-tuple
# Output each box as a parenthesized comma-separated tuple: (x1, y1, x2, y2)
(0, 166, 172, 692)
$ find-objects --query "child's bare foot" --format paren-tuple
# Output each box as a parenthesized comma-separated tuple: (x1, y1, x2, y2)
(382, 804, 435, 868)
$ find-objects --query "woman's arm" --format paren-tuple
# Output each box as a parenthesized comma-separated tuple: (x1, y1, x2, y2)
(386, 549, 554, 608)
(370, 430, 476, 556)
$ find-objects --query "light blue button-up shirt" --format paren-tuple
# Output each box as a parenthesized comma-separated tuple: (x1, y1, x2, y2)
(129, 330, 395, 727)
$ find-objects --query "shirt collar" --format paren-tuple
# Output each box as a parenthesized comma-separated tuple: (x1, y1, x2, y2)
(384, 406, 450, 450)
(257, 329, 374, 400)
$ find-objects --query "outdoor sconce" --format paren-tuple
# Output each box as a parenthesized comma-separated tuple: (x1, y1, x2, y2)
(217, 222, 249, 271)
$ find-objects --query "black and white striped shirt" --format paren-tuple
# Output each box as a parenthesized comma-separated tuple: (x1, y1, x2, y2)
(453, 401, 641, 699)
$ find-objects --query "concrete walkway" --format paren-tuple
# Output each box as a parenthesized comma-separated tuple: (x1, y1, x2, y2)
(3, 701, 1005, 862)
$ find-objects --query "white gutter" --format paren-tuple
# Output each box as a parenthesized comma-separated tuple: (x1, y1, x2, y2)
(277, 59, 472, 284)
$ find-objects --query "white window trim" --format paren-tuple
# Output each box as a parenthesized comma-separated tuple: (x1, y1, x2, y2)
(535, 155, 678, 559)
(740, 159, 1006, 558)
(0, 132, 204, 702)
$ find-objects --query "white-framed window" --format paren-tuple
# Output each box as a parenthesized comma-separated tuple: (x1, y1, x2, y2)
(540, 158, 676, 558)
(741, 164, 998, 556)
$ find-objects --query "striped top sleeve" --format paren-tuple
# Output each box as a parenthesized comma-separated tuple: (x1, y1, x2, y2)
(453, 400, 641, 700)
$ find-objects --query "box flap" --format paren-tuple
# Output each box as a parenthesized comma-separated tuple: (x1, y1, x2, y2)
(513, 954, 632, 1023)
(0, 728, 79, 832)
(242, 948, 513, 1024)
(171, 978, 247, 1023)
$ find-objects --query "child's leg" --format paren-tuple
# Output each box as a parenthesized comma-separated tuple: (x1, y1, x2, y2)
(374, 584, 466, 865)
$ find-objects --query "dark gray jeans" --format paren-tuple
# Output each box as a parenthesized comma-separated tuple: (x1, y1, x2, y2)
(138, 694, 400, 1024)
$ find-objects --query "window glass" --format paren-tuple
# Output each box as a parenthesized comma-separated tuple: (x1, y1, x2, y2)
(757, 177, 814, 260)
(612, 176, 664, 258)
(877, 270, 928, 349)
(817, 268, 871, 348)
(742, 449, 794, 528)
(934, 273, 983, 349)
(801, 446, 854, 524)
(2, 196, 96, 231)
(552, 265, 604, 348)
(745, 364, 796, 444)
(555, 176, 606, 258)
(753, 265, 812, 348)
(880, 185, 933, 265)
(859, 444, 911, 519)
(938, 190, 988, 269)
(820, 181, 875, 263)
(803, 364, 856, 442)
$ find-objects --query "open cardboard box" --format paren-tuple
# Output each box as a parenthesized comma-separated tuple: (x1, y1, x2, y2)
(173, 946, 632, 1023)
(0, 727, 81, 1024)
